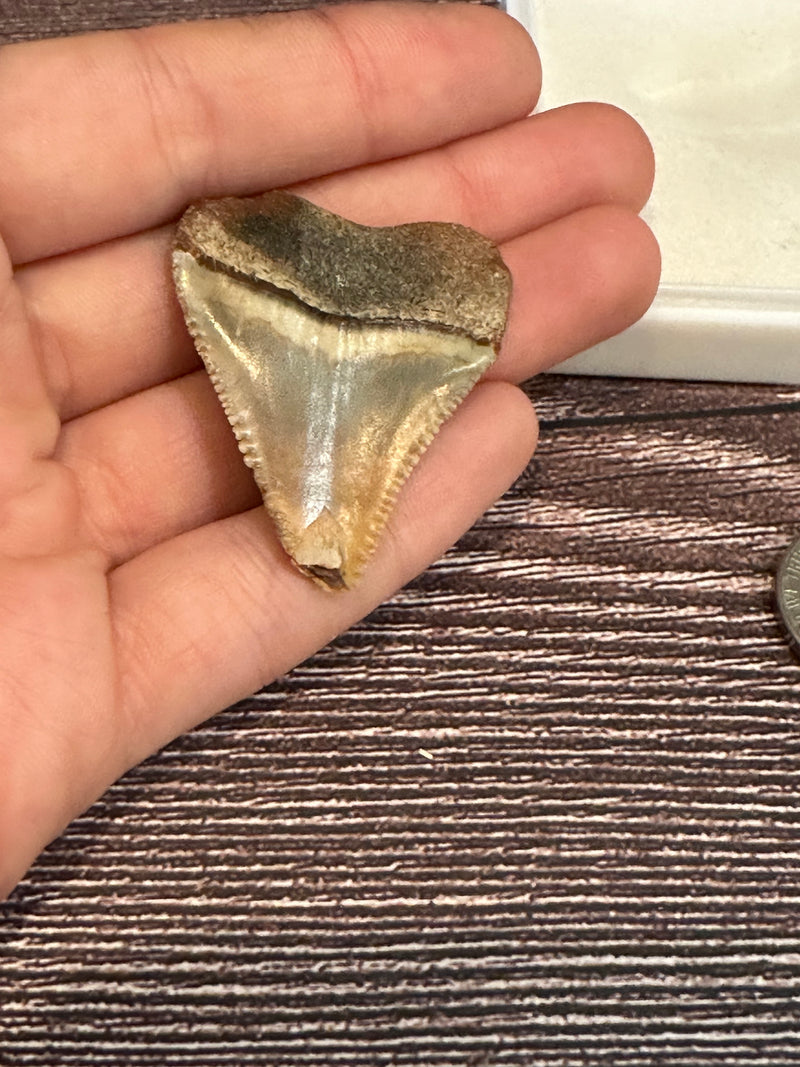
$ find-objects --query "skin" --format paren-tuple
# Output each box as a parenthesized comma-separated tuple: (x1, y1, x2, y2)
(0, 1, 660, 897)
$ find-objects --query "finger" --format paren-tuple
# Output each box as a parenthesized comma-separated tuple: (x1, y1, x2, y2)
(494, 204, 661, 382)
(58, 370, 257, 567)
(0, 2, 540, 264)
(293, 102, 655, 226)
(109, 381, 538, 762)
(21, 226, 186, 422)
(0, 240, 61, 507)
(22, 104, 655, 421)
(58, 205, 658, 569)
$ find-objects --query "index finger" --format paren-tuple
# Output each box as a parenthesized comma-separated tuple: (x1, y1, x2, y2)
(0, 2, 540, 265)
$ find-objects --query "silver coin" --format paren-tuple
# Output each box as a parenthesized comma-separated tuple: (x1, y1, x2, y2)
(777, 535, 800, 649)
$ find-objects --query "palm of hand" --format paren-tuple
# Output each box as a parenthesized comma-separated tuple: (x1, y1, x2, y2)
(0, 2, 659, 896)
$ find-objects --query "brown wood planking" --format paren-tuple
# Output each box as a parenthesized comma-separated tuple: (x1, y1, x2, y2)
(3, 1, 800, 1063)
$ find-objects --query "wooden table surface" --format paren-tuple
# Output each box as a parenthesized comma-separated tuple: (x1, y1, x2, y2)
(3, 2, 800, 1064)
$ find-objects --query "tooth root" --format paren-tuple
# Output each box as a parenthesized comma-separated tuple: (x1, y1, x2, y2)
(172, 191, 512, 590)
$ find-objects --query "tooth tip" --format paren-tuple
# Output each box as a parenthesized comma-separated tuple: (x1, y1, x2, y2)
(297, 563, 350, 592)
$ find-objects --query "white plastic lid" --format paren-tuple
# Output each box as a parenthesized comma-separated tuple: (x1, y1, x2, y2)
(503, 0, 800, 383)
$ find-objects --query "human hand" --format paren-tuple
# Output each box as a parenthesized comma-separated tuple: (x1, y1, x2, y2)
(0, 1, 659, 895)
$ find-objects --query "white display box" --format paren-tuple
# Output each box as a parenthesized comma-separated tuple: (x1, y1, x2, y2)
(504, 0, 800, 383)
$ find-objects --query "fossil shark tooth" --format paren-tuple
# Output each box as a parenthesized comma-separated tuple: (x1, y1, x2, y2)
(173, 191, 512, 590)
